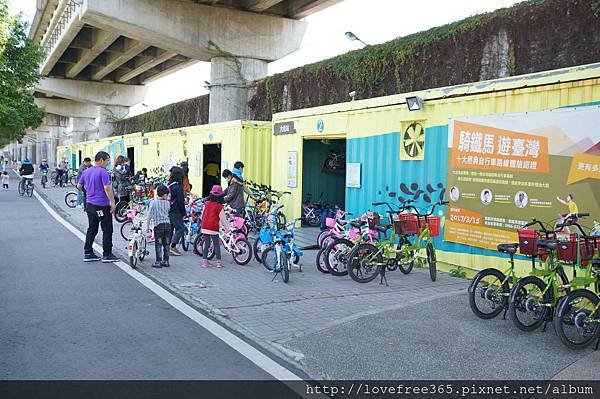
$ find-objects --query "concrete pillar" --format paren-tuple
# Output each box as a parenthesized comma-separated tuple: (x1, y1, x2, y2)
(209, 56, 268, 123)
(99, 105, 129, 138)
(70, 117, 97, 144)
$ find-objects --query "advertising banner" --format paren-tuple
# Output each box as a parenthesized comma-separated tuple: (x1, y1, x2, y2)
(445, 106, 600, 250)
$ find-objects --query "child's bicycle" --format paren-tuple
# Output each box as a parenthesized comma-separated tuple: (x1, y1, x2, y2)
(194, 227, 252, 265)
(253, 205, 284, 265)
(553, 215, 600, 349)
(261, 218, 303, 283)
(128, 214, 149, 269)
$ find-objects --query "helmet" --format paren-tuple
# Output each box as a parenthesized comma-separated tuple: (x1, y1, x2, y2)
(42, 159, 47, 162)
(22, 159, 31, 164)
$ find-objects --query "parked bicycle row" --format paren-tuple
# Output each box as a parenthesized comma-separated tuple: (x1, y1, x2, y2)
(468, 213, 600, 350)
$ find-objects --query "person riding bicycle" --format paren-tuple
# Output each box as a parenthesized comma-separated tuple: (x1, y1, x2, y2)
(18, 159, 34, 191)
(39, 159, 50, 187)
(55, 158, 68, 187)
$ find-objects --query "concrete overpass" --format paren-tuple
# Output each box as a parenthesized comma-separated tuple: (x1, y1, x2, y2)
(16, 0, 341, 166)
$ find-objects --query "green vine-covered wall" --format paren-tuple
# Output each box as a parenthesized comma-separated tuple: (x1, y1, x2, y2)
(114, 0, 600, 135)
(113, 95, 209, 135)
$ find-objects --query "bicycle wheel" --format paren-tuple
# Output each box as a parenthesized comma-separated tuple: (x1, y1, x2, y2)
(26, 183, 33, 197)
(64, 192, 78, 208)
(138, 237, 147, 261)
(232, 237, 252, 265)
(181, 228, 190, 252)
(120, 220, 133, 240)
(397, 237, 414, 274)
(129, 241, 138, 268)
(347, 243, 382, 283)
(468, 268, 510, 319)
(18, 181, 24, 196)
(277, 212, 287, 230)
(324, 238, 353, 276)
(114, 201, 129, 223)
(261, 247, 278, 272)
(315, 246, 330, 274)
(508, 276, 551, 332)
(554, 289, 600, 349)
(306, 214, 321, 227)
(280, 251, 290, 283)
(317, 229, 330, 247)
(253, 237, 269, 263)
(426, 242, 437, 282)
(70, 175, 77, 186)
(194, 234, 215, 260)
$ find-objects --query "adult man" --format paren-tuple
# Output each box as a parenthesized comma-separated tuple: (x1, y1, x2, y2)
(76, 157, 92, 208)
(18, 159, 34, 191)
(203, 159, 220, 197)
(77, 151, 118, 263)
(56, 158, 68, 187)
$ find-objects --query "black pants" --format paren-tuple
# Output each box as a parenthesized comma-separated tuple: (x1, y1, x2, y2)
(170, 212, 185, 247)
(154, 223, 171, 262)
(84, 204, 113, 256)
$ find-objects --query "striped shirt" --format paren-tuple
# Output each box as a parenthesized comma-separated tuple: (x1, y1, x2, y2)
(148, 198, 171, 226)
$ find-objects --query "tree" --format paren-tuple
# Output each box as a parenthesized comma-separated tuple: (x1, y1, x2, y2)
(0, 0, 45, 147)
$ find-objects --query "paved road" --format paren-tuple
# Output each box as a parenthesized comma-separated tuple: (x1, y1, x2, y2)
(0, 173, 299, 380)
(286, 293, 594, 380)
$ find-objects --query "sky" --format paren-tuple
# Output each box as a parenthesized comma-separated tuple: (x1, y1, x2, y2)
(10, 0, 521, 116)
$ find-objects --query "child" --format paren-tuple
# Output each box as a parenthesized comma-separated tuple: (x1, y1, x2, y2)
(147, 184, 172, 268)
(2, 171, 8, 190)
(201, 185, 228, 268)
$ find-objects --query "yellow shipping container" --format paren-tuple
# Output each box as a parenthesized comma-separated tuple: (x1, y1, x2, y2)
(271, 62, 600, 274)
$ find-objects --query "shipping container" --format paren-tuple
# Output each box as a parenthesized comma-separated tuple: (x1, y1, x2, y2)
(69, 120, 271, 197)
(271, 62, 600, 274)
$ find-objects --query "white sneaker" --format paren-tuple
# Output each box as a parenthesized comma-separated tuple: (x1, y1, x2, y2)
(76, 204, 83, 209)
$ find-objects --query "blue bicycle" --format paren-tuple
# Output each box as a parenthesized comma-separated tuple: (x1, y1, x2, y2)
(253, 205, 283, 264)
(261, 218, 303, 283)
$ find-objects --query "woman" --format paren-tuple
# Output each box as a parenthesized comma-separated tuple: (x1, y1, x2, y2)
(181, 161, 192, 196)
(115, 157, 133, 204)
(168, 166, 186, 256)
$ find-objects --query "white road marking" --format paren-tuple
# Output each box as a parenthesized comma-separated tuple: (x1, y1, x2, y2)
(33, 190, 301, 381)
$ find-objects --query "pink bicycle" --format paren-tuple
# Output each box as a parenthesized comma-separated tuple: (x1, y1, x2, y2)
(193, 227, 252, 265)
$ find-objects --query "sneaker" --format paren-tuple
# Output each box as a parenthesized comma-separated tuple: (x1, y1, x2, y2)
(83, 252, 102, 262)
(160, 260, 170, 268)
(169, 247, 182, 256)
(202, 260, 212, 268)
(215, 261, 224, 268)
(101, 253, 120, 263)
(151, 261, 162, 268)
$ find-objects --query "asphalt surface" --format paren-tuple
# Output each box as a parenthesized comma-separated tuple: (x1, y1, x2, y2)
(286, 293, 594, 380)
(0, 172, 294, 380)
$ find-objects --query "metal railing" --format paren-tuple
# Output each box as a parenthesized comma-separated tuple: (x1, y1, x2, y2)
(41, 0, 80, 59)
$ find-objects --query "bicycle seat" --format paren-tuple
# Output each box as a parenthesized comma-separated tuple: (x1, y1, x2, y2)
(350, 220, 366, 228)
(497, 243, 518, 255)
(537, 239, 557, 251)
(374, 224, 392, 233)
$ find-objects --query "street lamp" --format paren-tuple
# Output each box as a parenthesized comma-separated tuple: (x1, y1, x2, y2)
(345, 31, 368, 46)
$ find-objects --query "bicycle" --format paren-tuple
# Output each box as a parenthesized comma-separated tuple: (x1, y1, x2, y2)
(261, 218, 303, 283)
(468, 219, 552, 320)
(64, 190, 81, 208)
(347, 200, 447, 285)
(303, 192, 328, 227)
(321, 215, 379, 276)
(40, 169, 48, 188)
(193, 227, 252, 265)
(507, 217, 579, 332)
(253, 205, 283, 265)
(127, 214, 149, 269)
(18, 176, 34, 197)
(553, 215, 600, 349)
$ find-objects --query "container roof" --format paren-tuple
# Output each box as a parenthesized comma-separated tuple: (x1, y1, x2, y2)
(273, 62, 600, 121)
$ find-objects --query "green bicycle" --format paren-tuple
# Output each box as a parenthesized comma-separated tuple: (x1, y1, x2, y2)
(468, 219, 555, 320)
(553, 215, 600, 349)
(346, 200, 447, 285)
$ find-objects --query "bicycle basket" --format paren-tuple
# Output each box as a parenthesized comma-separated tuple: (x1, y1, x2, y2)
(557, 233, 596, 264)
(367, 212, 380, 230)
(418, 216, 441, 237)
(393, 213, 418, 235)
(518, 229, 555, 256)
(325, 217, 336, 228)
